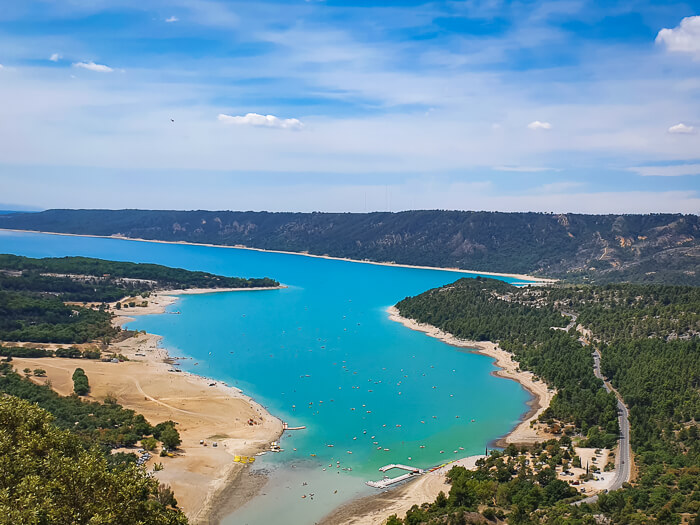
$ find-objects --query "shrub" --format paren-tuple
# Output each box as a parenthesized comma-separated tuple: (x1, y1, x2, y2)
(72, 368, 89, 396)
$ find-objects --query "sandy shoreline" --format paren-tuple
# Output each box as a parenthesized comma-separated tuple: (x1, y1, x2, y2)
(112, 286, 284, 324)
(325, 307, 555, 525)
(387, 306, 554, 446)
(0, 228, 556, 284)
(9, 287, 285, 525)
(320, 455, 488, 525)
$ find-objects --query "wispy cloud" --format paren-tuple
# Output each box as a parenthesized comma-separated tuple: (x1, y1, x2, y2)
(72, 61, 113, 73)
(527, 120, 552, 131)
(218, 113, 303, 130)
(49, 53, 61, 62)
(493, 166, 556, 173)
(668, 123, 695, 134)
(165, 16, 178, 23)
(538, 181, 584, 193)
(629, 164, 700, 177)
(656, 16, 700, 58)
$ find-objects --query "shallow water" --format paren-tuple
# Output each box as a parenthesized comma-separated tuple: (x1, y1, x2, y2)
(0, 230, 531, 525)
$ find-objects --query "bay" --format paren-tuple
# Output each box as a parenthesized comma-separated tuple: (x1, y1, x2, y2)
(0, 230, 531, 524)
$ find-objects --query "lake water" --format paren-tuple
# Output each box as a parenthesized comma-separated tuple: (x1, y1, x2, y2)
(0, 230, 531, 525)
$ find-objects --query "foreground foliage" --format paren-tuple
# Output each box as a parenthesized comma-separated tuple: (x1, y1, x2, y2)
(0, 365, 159, 449)
(0, 395, 188, 525)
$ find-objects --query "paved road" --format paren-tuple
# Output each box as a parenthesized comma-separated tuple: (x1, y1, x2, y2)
(575, 349, 632, 505)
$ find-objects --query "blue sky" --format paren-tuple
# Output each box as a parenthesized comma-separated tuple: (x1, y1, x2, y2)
(1, 0, 699, 213)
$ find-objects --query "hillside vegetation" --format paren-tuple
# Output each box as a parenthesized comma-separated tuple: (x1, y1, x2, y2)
(0, 373, 188, 524)
(1, 209, 698, 284)
(394, 278, 700, 524)
(0, 254, 278, 344)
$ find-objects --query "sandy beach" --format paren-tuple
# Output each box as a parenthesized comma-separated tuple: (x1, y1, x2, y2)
(320, 455, 487, 525)
(112, 286, 284, 324)
(0, 228, 556, 284)
(326, 307, 556, 525)
(387, 306, 555, 446)
(10, 289, 284, 525)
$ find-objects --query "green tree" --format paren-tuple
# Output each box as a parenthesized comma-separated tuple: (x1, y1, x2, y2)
(160, 426, 181, 450)
(72, 368, 89, 396)
(0, 395, 188, 524)
(142, 436, 158, 451)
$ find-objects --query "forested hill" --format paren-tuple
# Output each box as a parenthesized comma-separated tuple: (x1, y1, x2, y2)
(0, 254, 278, 344)
(2, 209, 698, 285)
(0, 254, 279, 293)
(394, 278, 700, 523)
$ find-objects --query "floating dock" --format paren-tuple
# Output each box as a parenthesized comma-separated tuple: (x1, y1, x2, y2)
(378, 464, 423, 473)
(366, 464, 425, 488)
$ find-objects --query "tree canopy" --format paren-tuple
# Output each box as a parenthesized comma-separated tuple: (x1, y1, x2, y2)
(0, 395, 188, 525)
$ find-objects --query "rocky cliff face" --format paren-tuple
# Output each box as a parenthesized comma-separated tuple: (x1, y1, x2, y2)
(2, 209, 697, 284)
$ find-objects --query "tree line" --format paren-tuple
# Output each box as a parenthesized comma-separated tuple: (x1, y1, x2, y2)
(394, 277, 700, 523)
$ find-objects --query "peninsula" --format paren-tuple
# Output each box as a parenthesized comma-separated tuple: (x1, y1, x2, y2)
(0, 254, 283, 524)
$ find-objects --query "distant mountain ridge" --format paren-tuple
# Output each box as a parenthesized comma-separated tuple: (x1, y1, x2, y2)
(1, 209, 698, 285)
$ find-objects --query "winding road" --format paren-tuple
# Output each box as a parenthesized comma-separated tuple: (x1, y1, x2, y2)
(558, 313, 632, 505)
(575, 349, 632, 504)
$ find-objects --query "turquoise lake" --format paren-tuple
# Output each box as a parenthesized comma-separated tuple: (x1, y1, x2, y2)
(0, 230, 531, 525)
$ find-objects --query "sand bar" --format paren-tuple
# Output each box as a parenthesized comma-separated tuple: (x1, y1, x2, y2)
(0, 228, 556, 284)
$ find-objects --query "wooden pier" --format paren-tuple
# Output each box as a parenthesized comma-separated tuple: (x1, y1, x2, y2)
(366, 464, 425, 489)
(283, 422, 306, 431)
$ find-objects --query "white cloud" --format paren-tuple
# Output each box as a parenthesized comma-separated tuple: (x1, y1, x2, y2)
(72, 61, 113, 73)
(527, 120, 552, 130)
(656, 16, 700, 57)
(668, 123, 695, 134)
(218, 112, 303, 130)
(165, 16, 179, 23)
(49, 53, 61, 62)
(629, 164, 700, 177)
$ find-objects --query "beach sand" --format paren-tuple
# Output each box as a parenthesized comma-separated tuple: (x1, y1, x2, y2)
(10, 289, 284, 525)
(320, 455, 487, 525)
(320, 308, 556, 525)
